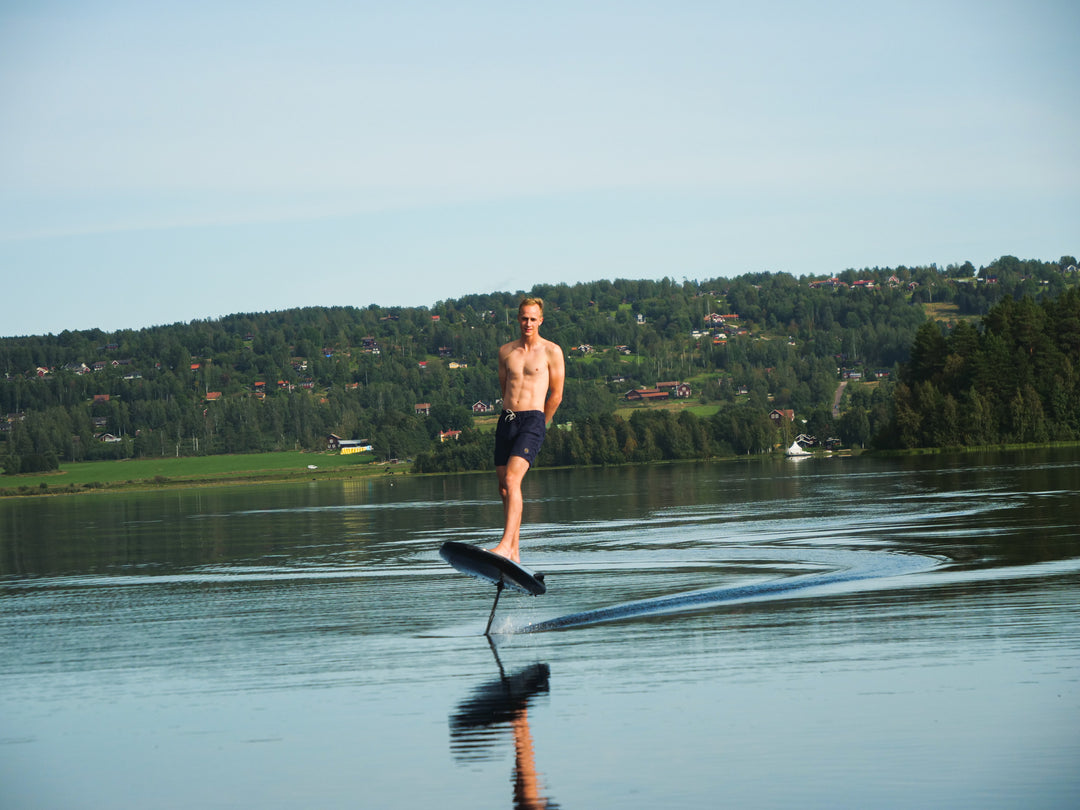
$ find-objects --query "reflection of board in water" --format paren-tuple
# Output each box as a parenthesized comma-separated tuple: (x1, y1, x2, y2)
(450, 658, 550, 762)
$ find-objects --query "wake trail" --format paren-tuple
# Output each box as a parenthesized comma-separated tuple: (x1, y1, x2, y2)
(517, 551, 942, 634)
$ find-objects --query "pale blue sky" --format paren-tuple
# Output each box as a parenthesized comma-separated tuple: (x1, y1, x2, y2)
(2, 0, 1077, 337)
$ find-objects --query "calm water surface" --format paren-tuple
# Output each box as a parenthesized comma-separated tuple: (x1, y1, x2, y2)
(2, 449, 1079, 809)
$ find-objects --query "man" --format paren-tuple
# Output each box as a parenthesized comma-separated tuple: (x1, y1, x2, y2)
(489, 297, 565, 564)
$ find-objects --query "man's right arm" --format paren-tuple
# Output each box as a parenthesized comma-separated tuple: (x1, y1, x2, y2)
(497, 344, 509, 400)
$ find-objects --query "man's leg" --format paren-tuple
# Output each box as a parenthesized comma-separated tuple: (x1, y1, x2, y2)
(490, 454, 530, 562)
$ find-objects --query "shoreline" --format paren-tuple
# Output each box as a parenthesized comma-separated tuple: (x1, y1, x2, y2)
(4, 442, 1076, 499)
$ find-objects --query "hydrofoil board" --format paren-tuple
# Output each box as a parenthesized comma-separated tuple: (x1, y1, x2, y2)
(440, 541, 546, 596)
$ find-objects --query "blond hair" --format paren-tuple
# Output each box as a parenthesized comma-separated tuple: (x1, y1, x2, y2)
(518, 297, 544, 315)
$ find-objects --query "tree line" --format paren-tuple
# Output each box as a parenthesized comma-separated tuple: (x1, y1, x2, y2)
(882, 287, 1080, 449)
(2, 255, 1077, 475)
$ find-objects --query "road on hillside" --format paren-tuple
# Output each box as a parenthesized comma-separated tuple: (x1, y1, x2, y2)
(832, 381, 847, 418)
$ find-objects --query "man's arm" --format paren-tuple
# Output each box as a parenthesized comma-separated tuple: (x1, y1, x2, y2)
(543, 343, 565, 425)
(497, 343, 510, 400)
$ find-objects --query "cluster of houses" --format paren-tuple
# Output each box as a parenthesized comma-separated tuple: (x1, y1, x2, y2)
(805, 273, 1016, 292)
(418, 359, 468, 370)
(31, 359, 143, 380)
(203, 378, 316, 403)
(696, 313, 749, 343)
(808, 275, 919, 291)
(625, 381, 692, 401)
(573, 344, 633, 355)
(415, 401, 497, 416)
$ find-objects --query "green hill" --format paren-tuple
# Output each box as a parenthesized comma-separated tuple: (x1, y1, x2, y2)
(3, 255, 1077, 486)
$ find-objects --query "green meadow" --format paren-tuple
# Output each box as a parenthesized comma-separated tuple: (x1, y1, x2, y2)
(1, 451, 389, 496)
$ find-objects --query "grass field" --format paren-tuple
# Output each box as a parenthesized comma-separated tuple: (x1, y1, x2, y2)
(1, 450, 390, 496)
(924, 302, 980, 325)
(3, 400, 723, 497)
(614, 400, 721, 420)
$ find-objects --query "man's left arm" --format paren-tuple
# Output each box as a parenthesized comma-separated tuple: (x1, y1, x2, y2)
(543, 344, 565, 426)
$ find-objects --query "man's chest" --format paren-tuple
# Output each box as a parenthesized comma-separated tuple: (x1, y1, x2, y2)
(507, 347, 547, 378)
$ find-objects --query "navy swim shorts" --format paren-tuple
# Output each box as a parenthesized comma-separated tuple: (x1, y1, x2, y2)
(493, 409, 547, 467)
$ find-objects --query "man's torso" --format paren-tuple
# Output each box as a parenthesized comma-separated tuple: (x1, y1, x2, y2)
(500, 339, 552, 412)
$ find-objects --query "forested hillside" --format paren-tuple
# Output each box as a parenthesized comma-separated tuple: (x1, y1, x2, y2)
(2, 255, 1076, 475)
(885, 287, 1080, 449)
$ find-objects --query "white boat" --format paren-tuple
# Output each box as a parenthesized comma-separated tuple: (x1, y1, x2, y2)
(785, 440, 811, 457)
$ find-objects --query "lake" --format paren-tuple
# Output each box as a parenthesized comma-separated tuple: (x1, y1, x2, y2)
(2, 449, 1079, 809)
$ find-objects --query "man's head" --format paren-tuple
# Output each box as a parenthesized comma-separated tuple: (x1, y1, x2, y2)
(517, 298, 544, 338)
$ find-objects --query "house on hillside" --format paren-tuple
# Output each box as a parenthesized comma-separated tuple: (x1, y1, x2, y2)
(626, 388, 670, 401)
(415, 403, 431, 416)
(655, 381, 692, 399)
(769, 409, 795, 426)
(327, 434, 373, 453)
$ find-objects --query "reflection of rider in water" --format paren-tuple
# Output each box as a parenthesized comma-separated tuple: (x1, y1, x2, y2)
(450, 660, 559, 809)
(511, 706, 557, 810)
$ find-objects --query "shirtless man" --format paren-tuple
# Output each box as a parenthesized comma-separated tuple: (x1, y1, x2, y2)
(489, 298, 565, 564)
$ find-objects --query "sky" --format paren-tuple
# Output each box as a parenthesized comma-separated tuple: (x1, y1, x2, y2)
(1, 0, 1077, 337)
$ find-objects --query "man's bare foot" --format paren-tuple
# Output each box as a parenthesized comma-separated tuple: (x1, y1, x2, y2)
(487, 544, 520, 564)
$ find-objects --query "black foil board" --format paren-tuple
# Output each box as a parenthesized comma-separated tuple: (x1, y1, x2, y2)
(439, 541, 546, 595)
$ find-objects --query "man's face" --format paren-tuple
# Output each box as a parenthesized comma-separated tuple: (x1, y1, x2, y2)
(518, 304, 543, 338)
